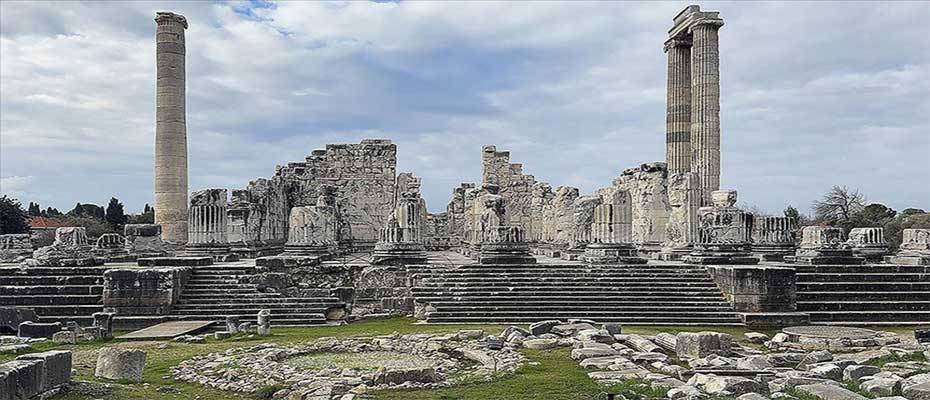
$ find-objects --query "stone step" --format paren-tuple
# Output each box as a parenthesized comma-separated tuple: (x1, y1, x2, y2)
(795, 273, 929, 282)
(20, 305, 103, 316)
(423, 299, 732, 306)
(35, 315, 96, 325)
(173, 297, 340, 304)
(431, 305, 736, 312)
(0, 276, 104, 285)
(793, 265, 930, 274)
(805, 310, 930, 323)
(414, 270, 713, 276)
(184, 284, 260, 290)
(0, 295, 101, 305)
(412, 288, 724, 295)
(181, 288, 270, 294)
(0, 285, 102, 295)
(424, 315, 743, 324)
(797, 282, 930, 291)
(167, 313, 328, 322)
(417, 280, 717, 287)
(0, 267, 111, 276)
(797, 291, 930, 302)
(797, 301, 930, 311)
(171, 307, 331, 315)
(180, 294, 286, 301)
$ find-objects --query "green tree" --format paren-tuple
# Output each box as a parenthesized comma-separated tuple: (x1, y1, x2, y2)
(129, 203, 155, 224)
(0, 196, 30, 234)
(44, 207, 62, 217)
(105, 197, 128, 229)
(813, 185, 866, 232)
(27, 202, 41, 216)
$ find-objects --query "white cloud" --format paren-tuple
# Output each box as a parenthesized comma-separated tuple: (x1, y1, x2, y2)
(1, 1, 928, 214)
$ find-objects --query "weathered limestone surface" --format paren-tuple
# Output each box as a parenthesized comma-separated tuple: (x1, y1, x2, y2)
(789, 226, 864, 265)
(665, 38, 692, 175)
(614, 163, 670, 251)
(102, 267, 191, 315)
(373, 174, 428, 265)
(186, 189, 237, 261)
(0, 308, 37, 332)
(0, 234, 32, 261)
(482, 146, 537, 238)
(283, 185, 339, 257)
(227, 178, 289, 256)
(706, 265, 800, 315)
(30, 227, 100, 266)
(95, 347, 146, 383)
(683, 190, 758, 265)
(154, 11, 189, 244)
(659, 172, 699, 259)
(886, 228, 930, 265)
(124, 224, 167, 255)
(847, 227, 889, 261)
(584, 193, 645, 264)
(751, 216, 797, 261)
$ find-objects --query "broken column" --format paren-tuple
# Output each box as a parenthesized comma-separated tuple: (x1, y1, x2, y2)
(283, 184, 339, 257)
(154, 12, 189, 244)
(186, 189, 238, 262)
(257, 309, 271, 336)
(372, 179, 428, 265)
(786, 226, 864, 265)
(886, 228, 930, 265)
(657, 172, 700, 260)
(124, 224, 167, 256)
(847, 227, 889, 262)
(476, 187, 535, 264)
(31, 227, 101, 267)
(751, 216, 797, 261)
(585, 192, 645, 264)
(683, 190, 758, 265)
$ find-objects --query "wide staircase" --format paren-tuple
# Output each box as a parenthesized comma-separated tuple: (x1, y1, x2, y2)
(796, 264, 930, 325)
(0, 265, 107, 327)
(412, 263, 743, 325)
(170, 264, 345, 326)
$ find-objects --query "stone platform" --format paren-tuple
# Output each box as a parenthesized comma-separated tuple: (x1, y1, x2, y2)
(137, 257, 213, 267)
(119, 320, 214, 340)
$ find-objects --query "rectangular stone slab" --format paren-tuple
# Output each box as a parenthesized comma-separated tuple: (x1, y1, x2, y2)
(137, 257, 212, 267)
(118, 320, 214, 340)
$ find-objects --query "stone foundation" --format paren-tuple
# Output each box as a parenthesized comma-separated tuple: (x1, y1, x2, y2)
(787, 226, 864, 265)
(102, 267, 191, 315)
(0, 234, 33, 262)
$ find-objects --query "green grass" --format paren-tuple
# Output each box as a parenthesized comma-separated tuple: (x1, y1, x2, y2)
(19, 318, 917, 400)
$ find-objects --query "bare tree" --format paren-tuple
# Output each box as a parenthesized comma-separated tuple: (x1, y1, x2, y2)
(813, 185, 866, 225)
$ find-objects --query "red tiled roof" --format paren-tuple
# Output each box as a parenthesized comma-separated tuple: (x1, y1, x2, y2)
(29, 216, 66, 229)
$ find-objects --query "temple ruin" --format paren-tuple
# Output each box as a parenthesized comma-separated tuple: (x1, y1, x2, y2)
(1, 5, 928, 339)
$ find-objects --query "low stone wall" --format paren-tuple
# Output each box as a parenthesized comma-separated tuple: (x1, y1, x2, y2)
(705, 265, 797, 312)
(249, 263, 361, 299)
(102, 267, 191, 315)
(0, 233, 33, 262)
(1, 350, 72, 400)
(352, 266, 417, 317)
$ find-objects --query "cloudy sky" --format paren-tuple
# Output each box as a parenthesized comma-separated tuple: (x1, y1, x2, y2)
(1, 1, 928, 214)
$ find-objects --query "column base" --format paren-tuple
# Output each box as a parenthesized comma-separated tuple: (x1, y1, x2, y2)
(851, 246, 891, 262)
(653, 245, 693, 261)
(479, 242, 536, 265)
(372, 242, 428, 266)
(584, 243, 646, 264)
(751, 244, 795, 262)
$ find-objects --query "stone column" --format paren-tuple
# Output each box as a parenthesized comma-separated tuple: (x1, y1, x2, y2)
(689, 17, 724, 206)
(154, 12, 189, 243)
(186, 189, 237, 261)
(847, 227, 889, 262)
(665, 38, 692, 175)
(886, 228, 930, 265)
(787, 226, 863, 265)
(585, 198, 645, 264)
(751, 216, 797, 261)
(682, 190, 758, 265)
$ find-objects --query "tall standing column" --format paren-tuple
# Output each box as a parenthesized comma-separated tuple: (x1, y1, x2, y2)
(154, 12, 189, 243)
(689, 18, 724, 206)
(665, 38, 692, 175)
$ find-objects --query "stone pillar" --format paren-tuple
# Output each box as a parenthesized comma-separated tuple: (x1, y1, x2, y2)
(186, 189, 237, 262)
(154, 12, 189, 244)
(689, 17, 724, 206)
(282, 185, 339, 258)
(585, 200, 645, 264)
(847, 227, 889, 262)
(682, 190, 758, 265)
(751, 216, 797, 261)
(786, 226, 863, 265)
(479, 225, 536, 264)
(665, 38, 692, 175)
(372, 191, 428, 266)
(886, 228, 930, 265)
(658, 172, 699, 260)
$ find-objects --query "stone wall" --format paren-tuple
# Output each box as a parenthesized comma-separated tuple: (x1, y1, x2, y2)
(0, 233, 32, 262)
(481, 146, 537, 238)
(613, 163, 670, 248)
(102, 267, 191, 315)
(227, 177, 289, 252)
(706, 265, 797, 313)
(2, 350, 72, 400)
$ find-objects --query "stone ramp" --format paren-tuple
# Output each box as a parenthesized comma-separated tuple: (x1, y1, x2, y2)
(169, 263, 344, 326)
(119, 320, 214, 340)
(0, 265, 111, 326)
(412, 263, 743, 325)
(795, 264, 930, 325)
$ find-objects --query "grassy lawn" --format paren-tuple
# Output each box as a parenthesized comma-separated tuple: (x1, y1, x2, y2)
(0, 318, 917, 399)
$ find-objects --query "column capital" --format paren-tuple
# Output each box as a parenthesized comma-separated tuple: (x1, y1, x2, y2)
(155, 12, 188, 29)
(664, 37, 693, 53)
(689, 17, 724, 32)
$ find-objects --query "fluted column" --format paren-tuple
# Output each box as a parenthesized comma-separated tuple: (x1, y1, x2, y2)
(154, 12, 189, 243)
(689, 18, 724, 206)
(665, 38, 692, 174)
